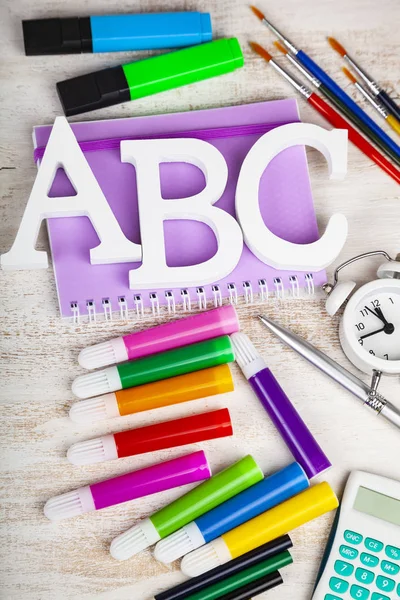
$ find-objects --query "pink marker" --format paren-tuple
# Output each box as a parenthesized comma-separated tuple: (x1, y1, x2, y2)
(78, 305, 239, 369)
(44, 450, 210, 521)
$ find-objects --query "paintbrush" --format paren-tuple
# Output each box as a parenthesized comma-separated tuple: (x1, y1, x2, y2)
(273, 40, 400, 159)
(328, 36, 400, 122)
(249, 42, 400, 185)
(249, 6, 400, 166)
(342, 67, 400, 137)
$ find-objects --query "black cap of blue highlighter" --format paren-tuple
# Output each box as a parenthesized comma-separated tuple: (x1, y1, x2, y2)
(22, 17, 92, 55)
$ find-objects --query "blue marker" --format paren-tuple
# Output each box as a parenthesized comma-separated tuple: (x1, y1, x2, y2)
(23, 12, 212, 56)
(153, 462, 309, 564)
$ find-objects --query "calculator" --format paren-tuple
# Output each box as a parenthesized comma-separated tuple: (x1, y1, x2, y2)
(312, 471, 400, 600)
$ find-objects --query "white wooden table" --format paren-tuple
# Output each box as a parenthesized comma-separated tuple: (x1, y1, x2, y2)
(0, 1, 399, 599)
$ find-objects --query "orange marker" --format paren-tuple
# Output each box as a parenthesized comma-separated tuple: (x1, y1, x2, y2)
(69, 364, 234, 423)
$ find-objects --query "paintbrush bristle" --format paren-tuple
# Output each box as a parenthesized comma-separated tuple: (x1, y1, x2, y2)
(274, 40, 288, 54)
(342, 67, 357, 84)
(327, 36, 347, 57)
(249, 42, 272, 62)
(250, 5, 266, 21)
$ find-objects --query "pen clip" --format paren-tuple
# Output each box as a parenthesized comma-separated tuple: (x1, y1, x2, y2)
(368, 369, 382, 398)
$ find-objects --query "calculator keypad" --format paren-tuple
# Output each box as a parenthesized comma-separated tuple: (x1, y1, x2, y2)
(323, 532, 400, 600)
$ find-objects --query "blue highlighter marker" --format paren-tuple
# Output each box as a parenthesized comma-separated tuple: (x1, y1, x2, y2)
(153, 462, 309, 564)
(23, 12, 212, 55)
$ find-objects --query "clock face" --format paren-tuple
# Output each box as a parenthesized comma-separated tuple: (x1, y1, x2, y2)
(352, 288, 400, 362)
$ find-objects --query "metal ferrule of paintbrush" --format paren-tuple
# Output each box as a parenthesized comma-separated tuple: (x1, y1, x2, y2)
(342, 54, 381, 96)
(258, 315, 400, 430)
(354, 81, 388, 118)
(268, 57, 312, 99)
(281, 50, 321, 89)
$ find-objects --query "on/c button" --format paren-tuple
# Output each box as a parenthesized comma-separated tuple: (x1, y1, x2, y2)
(344, 530, 363, 545)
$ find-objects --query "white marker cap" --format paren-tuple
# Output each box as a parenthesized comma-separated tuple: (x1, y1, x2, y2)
(72, 366, 121, 399)
(67, 434, 118, 465)
(44, 486, 95, 521)
(180, 537, 231, 577)
(110, 518, 160, 561)
(78, 337, 128, 370)
(230, 332, 266, 379)
(153, 521, 206, 564)
(69, 393, 120, 424)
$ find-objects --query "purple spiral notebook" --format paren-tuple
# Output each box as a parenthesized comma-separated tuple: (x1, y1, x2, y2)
(33, 100, 327, 321)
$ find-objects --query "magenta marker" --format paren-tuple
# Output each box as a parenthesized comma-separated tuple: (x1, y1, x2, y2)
(79, 305, 239, 370)
(44, 450, 210, 521)
(230, 333, 331, 479)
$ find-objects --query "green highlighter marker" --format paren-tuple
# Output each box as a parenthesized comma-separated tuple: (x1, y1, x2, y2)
(110, 455, 264, 560)
(57, 38, 244, 116)
(72, 336, 235, 399)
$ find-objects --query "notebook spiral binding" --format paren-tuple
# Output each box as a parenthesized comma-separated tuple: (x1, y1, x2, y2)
(69, 274, 315, 324)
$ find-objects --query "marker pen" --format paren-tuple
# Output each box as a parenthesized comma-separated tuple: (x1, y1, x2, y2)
(44, 450, 210, 521)
(181, 552, 291, 600)
(23, 12, 212, 55)
(110, 455, 264, 560)
(230, 333, 331, 479)
(72, 336, 234, 400)
(79, 305, 239, 370)
(69, 365, 234, 424)
(181, 481, 338, 577)
(197, 570, 283, 600)
(67, 409, 233, 465)
(154, 462, 308, 564)
(153, 536, 292, 600)
(57, 38, 244, 116)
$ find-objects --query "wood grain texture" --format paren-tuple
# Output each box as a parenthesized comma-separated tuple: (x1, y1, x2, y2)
(0, 0, 399, 598)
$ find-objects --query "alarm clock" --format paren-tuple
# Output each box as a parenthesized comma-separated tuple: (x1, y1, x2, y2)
(325, 251, 400, 377)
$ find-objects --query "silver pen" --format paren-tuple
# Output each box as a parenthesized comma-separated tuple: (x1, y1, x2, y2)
(258, 315, 400, 430)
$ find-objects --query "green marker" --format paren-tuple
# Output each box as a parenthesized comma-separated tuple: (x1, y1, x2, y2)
(57, 38, 244, 116)
(72, 336, 235, 399)
(183, 551, 292, 600)
(109, 455, 264, 560)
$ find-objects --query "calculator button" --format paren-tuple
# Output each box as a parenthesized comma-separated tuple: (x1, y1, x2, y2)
(397, 582, 400, 596)
(381, 559, 400, 575)
(344, 530, 363, 545)
(360, 553, 379, 567)
(350, 584, 370, 599)
(371, 594, 390, 600)
(334, 560, 354, 576)
(340, 545, 359, 560)
(324, 595, 342, 600)
(376, 576, 395, 593)
(385, 545, 400, 561)
(355, 568, 375, 584)
(329, 577, 350, 594)
(365, 538, 384, 553)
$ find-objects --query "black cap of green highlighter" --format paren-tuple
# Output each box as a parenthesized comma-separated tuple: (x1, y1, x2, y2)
(57, 38, 244, 117)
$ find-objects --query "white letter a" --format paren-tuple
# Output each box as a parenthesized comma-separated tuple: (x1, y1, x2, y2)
(1, 117, 141, 270)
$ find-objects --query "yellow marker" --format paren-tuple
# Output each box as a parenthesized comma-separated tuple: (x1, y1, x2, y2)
(181, 482, 339, 577)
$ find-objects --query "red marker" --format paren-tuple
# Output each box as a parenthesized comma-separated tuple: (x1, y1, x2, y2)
(67, 409, 233, 465)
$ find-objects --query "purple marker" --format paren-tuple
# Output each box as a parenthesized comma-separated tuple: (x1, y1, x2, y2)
(44, 450, 211, 521)
(230, 333, 331, 479)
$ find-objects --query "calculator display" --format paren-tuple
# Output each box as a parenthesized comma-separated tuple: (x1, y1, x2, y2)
(354, 486, 400, 526)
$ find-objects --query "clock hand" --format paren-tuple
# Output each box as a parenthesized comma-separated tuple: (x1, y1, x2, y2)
(359, 327, 386, 340)
(364, 306, 394, 333)
(365, 306, 390, 325)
